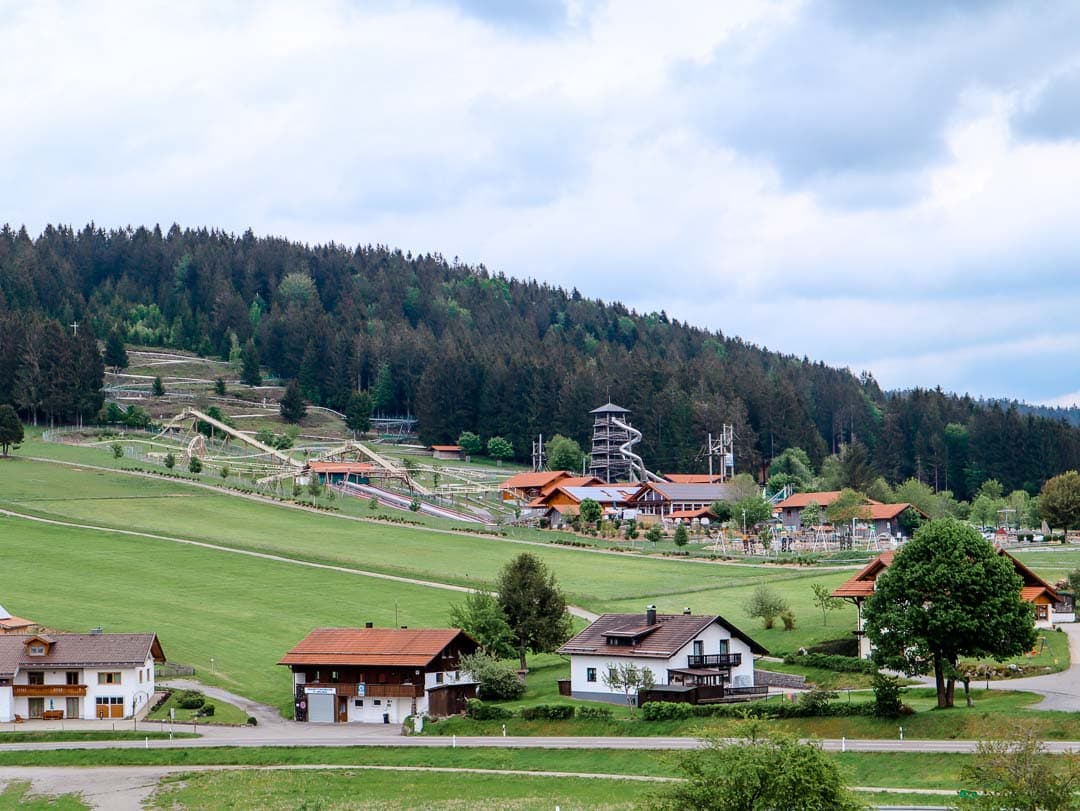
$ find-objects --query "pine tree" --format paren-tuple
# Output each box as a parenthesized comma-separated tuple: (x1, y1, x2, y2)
(279, 379, 307, 423)
(0, 405, 24, 456)
(240, 340, 262, 387)
(345, 390, 372, 435)
(152, 376, 165, 396)
(103, 328, 128, 370)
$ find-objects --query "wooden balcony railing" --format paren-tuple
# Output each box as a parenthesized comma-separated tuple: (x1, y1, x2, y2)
(686, 653, 741, 669)
(13, 684, 86, 697)
(304, 682, 423, 699)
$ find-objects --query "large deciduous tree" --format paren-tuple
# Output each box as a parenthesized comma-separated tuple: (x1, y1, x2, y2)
(1041, 471, 1080, 531)
(864, 518, 1037, 708)
(448, 591, 516, 660)
(496, 552, 572, 673)
(545, 433, 585, 473)
(650, 727, 866, 811)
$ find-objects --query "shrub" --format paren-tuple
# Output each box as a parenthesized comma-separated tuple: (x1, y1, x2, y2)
(871, 673, 903, 719)
(198, 702, 216, 717)
(519, 704, 574, 720)
(795, 689, 838, 716)
(188, 456, 203, 474)
(745, 585, 790, 629)
(175, 690, 205, 710)
(576, 705, 613, 720)
(641, 702, 695, 721)
(246, 716, 258, 726)
(464, 699, 511, 720)
(806, 637, 858, 657)
(461, 653, 526, 701)
(111, 443, 124, 459)
(163, 452, 176, 469)
(780, 610, 796, 630)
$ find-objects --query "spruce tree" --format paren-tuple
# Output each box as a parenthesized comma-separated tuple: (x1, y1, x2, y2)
(103, 328, 128, 370)
(240, 340, 262, 387)
(279, 380, 307, 423)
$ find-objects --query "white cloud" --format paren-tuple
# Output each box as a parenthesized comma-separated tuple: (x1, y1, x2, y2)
(3, 0, 1080, 403)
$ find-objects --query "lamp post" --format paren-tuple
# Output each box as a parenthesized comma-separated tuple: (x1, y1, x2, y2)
(742, 509, 746, 535)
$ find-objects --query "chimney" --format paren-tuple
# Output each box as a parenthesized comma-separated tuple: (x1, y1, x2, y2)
(400, 625, 408, 630)
(683, 607, 692, 615)
(364, 622, 374, 629)
(645, 605, 656, 626)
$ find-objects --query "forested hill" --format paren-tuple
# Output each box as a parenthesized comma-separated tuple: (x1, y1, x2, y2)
(1, 222, 1078, 500)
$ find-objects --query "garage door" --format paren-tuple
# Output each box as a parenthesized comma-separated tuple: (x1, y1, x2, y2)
(307, 692, 335, 723)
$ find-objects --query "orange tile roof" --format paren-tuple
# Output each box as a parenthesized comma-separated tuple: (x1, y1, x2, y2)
(430, 445, 462, 452)
(866, 503, 928, 520)
(540, 476, 600, 496)
(663, 474, 724, 484)
(0, 615, 34, 630)
(668, 508, 716, 519)
(279, 628, 470, 667)
(308, 462, 375, 473)
(500, 471, 568, 490)
(777, 491, 884, 509)
(1021, 586, 1053, 602)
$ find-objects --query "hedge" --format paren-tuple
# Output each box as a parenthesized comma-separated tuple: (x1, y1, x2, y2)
(782, 652, 878, 674)
(519, 704, 575, 720)
(464, 699, 511, 720)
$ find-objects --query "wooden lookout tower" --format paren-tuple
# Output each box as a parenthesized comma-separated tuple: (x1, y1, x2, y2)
(588, 402, 633, 483)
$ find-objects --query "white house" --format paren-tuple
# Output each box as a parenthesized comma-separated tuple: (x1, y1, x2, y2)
(557, 607, 767, 704)
(0, 633, 165, 721)
(279, 627, 479, 724)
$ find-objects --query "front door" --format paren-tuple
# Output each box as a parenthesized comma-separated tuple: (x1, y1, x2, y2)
(337, 697, 348, 723)
(66, 698, 80, 719)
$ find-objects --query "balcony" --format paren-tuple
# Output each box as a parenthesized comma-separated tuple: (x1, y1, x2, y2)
(13, 684, 86, 697)
(686, 653, 741, 669)
(304, 682, 423, 699)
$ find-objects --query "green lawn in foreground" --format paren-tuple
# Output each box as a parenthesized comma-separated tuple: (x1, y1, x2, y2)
(149, 769, 642, 810)
(0, 516, 459, 714)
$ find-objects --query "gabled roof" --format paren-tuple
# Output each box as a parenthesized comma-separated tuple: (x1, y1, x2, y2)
(590, 402, 630, 414)
(668, 507, 716, 520)
(541, 476, 601, 496)
(629, 482, 740, 503)
(776, 491, 842, 509)
(279, 627, 475, 668)
(500, 470, 569, 491)
(0, 633, 164, 677)
(831, 546, 1059, 603)
(662, 474, 725, 484)
(867, 503, 929, 521)
(558, 613, 767, 659)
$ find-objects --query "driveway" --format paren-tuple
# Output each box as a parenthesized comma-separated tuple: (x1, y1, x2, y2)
(983, 623, 1080, 710)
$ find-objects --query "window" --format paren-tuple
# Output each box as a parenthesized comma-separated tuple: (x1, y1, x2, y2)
(373, 699, 382, 706)
(98, 672, 121, 685)
(27, 671, 44, 685)
(718, 640, 729, 655)
(139, 670, 143, 684)
(435, 672, 443, 684)
(331, 671, 339, 682)
(354, 699, 364, 708)
(28, 645, 45, 656)
(692, 640, 704, 658)
(586, 667, 597, 683)
(66, 671, 80, 685)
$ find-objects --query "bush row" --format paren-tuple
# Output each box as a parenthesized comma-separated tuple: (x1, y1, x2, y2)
(782, 652, 878, 674)
(641, 694, 874, 722)
(464, 700, 612, 721)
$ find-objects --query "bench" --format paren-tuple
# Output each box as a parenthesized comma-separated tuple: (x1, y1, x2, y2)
(41, 710, 64, 720)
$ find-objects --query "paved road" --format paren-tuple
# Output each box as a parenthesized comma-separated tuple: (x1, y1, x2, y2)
(981, 623, 1080, 710)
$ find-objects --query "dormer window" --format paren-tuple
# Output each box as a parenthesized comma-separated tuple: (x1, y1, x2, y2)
(28, 645, 45, 656)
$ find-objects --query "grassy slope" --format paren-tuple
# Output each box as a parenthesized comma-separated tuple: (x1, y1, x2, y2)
(0, 518, 458, 714)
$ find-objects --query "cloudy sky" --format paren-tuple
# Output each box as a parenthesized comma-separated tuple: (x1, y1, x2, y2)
(3, 0, 1080, 404)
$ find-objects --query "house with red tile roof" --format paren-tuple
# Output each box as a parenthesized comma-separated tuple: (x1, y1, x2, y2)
(0, 632, 165, 722)
(429, 445, 463, 460)
(833, 547, 1066, 658)
(279, 627, 478, 724)
(0, 605, 37, 635)
(557, 606, 767, 705)
(499, 470, 572, 502)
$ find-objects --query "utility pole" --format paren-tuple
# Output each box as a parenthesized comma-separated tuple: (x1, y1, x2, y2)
(706, 425, 735, 482)
(531, 434, 545, 472)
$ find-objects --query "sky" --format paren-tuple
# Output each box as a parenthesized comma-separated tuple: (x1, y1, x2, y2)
(3, 0, 1080, 405)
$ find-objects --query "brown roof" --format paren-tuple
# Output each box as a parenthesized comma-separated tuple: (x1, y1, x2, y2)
(430, 445, 463, 452)
(663, 474, 724, 484)
(500, 471, 568, 490)
(279, 627, 474, 668)
(0, 615, 35, 631)
(558, 613, 767, 659)
(776, 492, 884, 510)
(866, 503, 928, 521)
(831, 547, 1059, 603)
(0, 633, 164, 677)
(540, 476, 601, 496)
(668, 508, 716, 520)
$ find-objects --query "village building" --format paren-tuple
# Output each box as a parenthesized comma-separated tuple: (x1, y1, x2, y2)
(557, 606, 767, 705)
(430, 445, 464, 461)
(499, 470, 572, 502)
(626, 482, 740, 524)
(833, 547, 1071, 659)
(0, 605, 37, 635)
(775, 491, 875, 530)
(307, 461, 375, 485)
(0, 632, 165, 722)
(526, 484, 639, 527)
(864, 503, 929, 538)
(661, 474, 725, 484)
(279, 626, 478, 724)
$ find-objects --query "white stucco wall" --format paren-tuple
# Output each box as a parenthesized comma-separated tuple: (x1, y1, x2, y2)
(568, 620, 757, 699)
(11, 658, 156, 720)
(0, 687, 11, 722)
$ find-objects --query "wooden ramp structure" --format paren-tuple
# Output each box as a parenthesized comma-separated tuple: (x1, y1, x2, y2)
(157, 408, 303, 469)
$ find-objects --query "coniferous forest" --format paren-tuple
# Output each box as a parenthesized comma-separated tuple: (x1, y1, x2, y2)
(1, 222, 1079, 500)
